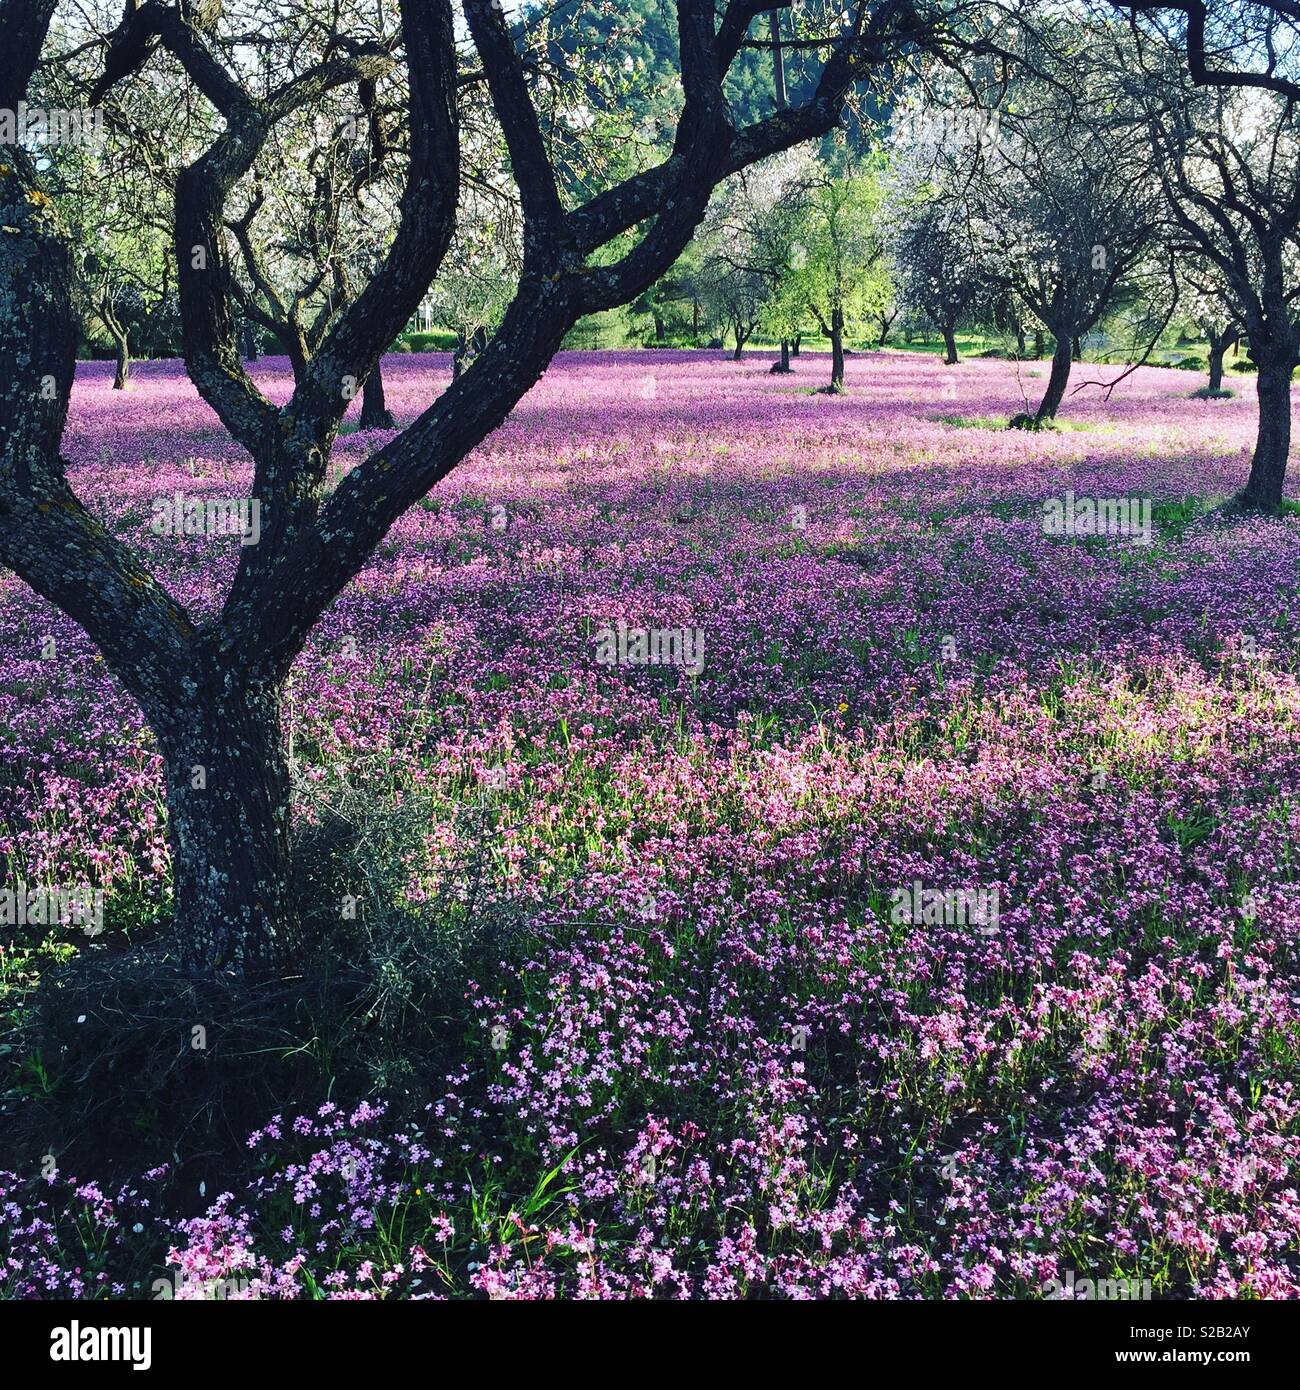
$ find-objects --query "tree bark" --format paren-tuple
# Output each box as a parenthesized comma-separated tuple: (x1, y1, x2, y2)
(360, 359, 396, 429)
(1205, 326, 1237, 393)
(1071, 335, 1083, 362)
(113, 330, 131, 391)
(159, 674, 297, 976)
(1208, 340, 1225, 392)
(770, 338, 791, 373)
(829, 308, 844, 390)
(1243, 345, 1294, 509)
(1033, 328, 1044, 359)
(942, 322, 958, 365)
(791, 333, 801, 357)
(732, 321, 747, 360)
(1036, 334, 1073, 422)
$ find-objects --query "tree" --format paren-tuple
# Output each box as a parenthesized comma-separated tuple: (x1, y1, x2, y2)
(892, 194, 986, 363)
(39, 32, 181, 387)
(961, 29, 1168, 423)
(1176, 258, 1243, 393)
(782, 151, 890, 390)
(696, 150, 810, 363)
(1124, 48, 1300, 504)
(1, 0, 989, 977)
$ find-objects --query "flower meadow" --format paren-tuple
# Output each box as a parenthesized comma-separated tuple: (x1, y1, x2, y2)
(2, 349, 1299, 1299)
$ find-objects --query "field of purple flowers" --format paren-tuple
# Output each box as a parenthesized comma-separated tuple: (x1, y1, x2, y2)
(2, 349, 1299, 1298)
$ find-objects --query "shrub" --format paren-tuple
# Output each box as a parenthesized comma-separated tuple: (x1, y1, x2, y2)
(405, 331, 457, 353)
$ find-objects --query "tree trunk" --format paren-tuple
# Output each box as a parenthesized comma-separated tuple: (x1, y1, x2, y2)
(1243, 347, 1294, 509)
(99, 299, 131, 390)
(653, 311, 665, 344)
(1035, 335, 1073, 422)
(942, 322, 958, 365)
(360, 359, 396, 429)
(1071, 335, 1082, 362)
(1015, 324, 1026, 357)
(732, 321, 747, 361)
(1033, 329, 1044, 360)
(770, 338, 791, 373)
(112, 330, 131, 391)
(791, 333, 801, 357)
(1208, 338, 1226, 393)
(160, 677, 297, 976)
(829, 308, 844, 391)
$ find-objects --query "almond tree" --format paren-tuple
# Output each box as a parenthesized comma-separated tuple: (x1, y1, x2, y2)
(2, 0, 1000, 977)
(1119, 34, 1300, 505)
(892, 194, 987, 363)
(962, 31, 1167, 423)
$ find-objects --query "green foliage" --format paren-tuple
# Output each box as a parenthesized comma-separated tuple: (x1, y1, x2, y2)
(405, 331, 458, 353)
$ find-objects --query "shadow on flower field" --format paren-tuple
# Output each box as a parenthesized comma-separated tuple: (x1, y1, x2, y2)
(1, 350, 1298, 1298)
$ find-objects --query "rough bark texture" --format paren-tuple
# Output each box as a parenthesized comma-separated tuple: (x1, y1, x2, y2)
(161, 672, 296, 975)
(1244, 346, 1294, 508)
(1036, 335, 1074, 421)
